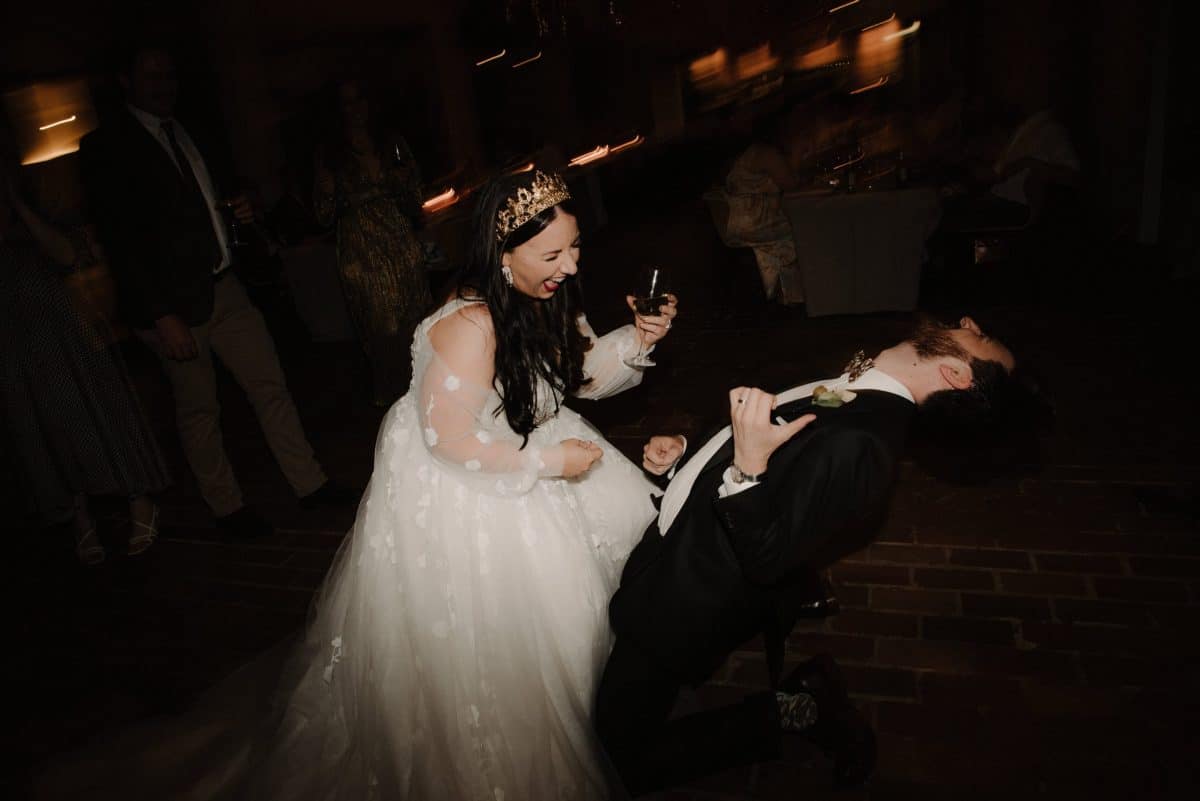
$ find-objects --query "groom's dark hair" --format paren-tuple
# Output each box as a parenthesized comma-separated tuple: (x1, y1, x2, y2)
(913, 346, 1053, 484)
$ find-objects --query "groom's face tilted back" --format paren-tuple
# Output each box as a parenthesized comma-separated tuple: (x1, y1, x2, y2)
(914, 315, 1014, 374)
(878, 315, 1020, 425)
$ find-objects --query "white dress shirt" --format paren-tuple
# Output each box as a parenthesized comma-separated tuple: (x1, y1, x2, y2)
(657, 368, 913, 534)
(127, 104, 231, 273)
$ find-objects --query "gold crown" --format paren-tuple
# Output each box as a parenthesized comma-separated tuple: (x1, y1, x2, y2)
(495, 171, 571, 243)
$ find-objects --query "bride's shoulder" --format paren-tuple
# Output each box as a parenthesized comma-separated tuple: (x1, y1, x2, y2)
(429, 299, 495, 354)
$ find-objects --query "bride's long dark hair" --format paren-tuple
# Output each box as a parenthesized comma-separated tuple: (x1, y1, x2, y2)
(456, 172, 592, 441)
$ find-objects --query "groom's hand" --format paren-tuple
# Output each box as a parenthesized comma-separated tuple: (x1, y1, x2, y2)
(729, 387, 816, 476)
(643, 435, 686, 475)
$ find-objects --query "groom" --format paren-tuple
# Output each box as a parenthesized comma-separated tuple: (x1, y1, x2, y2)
(597, 315, 1037, 795)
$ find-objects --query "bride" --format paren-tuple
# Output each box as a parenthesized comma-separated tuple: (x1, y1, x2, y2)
(34, 170, 676, 801)
(240, 170, 676, 799)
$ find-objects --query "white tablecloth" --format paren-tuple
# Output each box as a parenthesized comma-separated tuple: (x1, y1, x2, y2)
(782, 187, 941, 316)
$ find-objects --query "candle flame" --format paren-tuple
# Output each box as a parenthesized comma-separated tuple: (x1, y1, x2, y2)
(568, 146, 610, 167)
(475, 50, 506, 67)
(610, 135, 644, 154)
(38, 115, 77, 131)
(883, 20, 921, 41)
(849, 75, 889, 94)
(511, 52, 543, 69)
(422, 187, 458, 211)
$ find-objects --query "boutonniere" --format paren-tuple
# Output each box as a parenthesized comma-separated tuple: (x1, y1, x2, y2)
(811, 385, 857, 408)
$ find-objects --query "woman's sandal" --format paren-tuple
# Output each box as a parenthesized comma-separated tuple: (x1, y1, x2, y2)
(127, 503, 159, 557)
(75, 528, 106, 566)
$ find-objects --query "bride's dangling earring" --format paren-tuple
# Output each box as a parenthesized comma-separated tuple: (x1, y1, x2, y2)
(502, 266, 514, 287)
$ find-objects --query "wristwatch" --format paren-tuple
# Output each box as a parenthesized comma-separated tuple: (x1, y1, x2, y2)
(729, 463, 766, 484)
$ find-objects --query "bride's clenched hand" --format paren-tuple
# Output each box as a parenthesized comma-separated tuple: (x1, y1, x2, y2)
(643, 435, 686, 475)
(560, 438, 603, 478)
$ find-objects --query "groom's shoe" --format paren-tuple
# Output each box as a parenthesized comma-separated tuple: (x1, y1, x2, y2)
(779, 653, 846, 699)
(779, 654, 876, 789)
(793, 569, 841, 619)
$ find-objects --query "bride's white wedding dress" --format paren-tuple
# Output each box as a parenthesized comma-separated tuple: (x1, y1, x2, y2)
(35, 299, 658, 801)
(244, 298, 658, 800)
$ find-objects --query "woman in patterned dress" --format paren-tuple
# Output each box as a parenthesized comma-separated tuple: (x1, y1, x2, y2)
(314, 79, 432, 407)
(1, 161, 169, 563)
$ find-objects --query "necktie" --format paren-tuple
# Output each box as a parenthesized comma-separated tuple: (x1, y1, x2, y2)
(160, 120, 221, 269)
(160, 121, 205, 197)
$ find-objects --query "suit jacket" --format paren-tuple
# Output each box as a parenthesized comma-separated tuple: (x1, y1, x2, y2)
(609, 390, 914, 684)
(80, 109, 224, 329)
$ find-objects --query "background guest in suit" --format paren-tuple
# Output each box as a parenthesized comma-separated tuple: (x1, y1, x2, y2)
(597, 315, 1043, 795)
(81, 44, 354, 538)
(1, 149, 169, 564)
(314, 78, 432, 407)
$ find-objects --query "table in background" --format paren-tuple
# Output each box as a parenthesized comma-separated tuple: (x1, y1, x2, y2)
(782, 187, 941, 317)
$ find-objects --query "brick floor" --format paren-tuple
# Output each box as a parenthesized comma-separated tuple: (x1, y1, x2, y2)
(10, 188, 1200, 800)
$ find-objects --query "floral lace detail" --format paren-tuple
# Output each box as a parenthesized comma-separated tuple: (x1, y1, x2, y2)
(322, 635, 344, 683)
(251, 297, 658, 800)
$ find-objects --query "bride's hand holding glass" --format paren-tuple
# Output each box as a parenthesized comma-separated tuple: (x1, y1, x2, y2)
(624, 292, 679, 367)
(623, 265, 676, 367)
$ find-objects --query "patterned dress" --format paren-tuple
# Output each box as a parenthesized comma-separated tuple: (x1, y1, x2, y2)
(0, 231, 169, 524)
(724, 143, 804, 304)
(315, 137, 432, 406)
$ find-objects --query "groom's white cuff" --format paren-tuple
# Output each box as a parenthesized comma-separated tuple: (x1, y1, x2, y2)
(718, 467, 760, 498)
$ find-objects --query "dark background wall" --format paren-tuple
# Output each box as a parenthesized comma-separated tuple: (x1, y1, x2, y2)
(1, 0, 1173, 246)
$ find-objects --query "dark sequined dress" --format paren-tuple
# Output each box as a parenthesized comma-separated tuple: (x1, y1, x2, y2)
(315, 137, 432, 406)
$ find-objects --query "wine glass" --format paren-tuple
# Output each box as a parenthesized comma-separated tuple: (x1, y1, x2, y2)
(625, 265, 670, 368)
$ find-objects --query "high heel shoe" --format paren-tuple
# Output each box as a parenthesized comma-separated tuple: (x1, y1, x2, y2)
(127, 502, 159, 557)
(75, 527, 105, 566)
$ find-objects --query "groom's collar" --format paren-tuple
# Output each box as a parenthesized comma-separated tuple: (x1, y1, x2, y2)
(776, 367, 914, 407)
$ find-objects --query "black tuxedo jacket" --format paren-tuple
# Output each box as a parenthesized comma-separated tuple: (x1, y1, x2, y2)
(80, 109, 224, 329)
(609, 390, 914, 684)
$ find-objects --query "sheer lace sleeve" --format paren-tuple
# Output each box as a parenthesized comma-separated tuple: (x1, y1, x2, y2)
(420, 307, 565, 495)
(574, 314, 646, 400)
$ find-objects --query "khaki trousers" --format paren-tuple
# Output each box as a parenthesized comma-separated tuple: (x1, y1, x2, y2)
(142, 273, 325, 516)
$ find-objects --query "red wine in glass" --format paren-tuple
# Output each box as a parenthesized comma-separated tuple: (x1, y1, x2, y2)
(625, 266, 669, 368)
